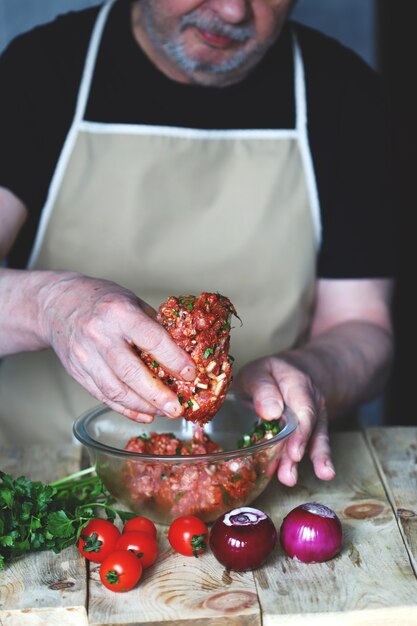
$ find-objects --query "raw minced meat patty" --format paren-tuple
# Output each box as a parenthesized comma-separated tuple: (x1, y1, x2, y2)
(138, 292, 238, 425)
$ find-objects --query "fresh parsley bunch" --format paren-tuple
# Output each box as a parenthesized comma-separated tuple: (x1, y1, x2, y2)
(0, 467, 135, 570)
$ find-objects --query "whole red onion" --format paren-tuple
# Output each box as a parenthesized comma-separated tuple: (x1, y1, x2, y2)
(280, 502, 343, 563)
(209, 506, 277, 571)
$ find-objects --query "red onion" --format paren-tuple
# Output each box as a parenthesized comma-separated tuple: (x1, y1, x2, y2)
(280, 502, 342, 563)
(209, 506, 277, 571)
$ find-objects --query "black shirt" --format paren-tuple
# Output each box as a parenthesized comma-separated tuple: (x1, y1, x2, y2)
(0, 0, 395, 276)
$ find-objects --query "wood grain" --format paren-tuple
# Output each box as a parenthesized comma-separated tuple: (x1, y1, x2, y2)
(0, 606, 87, 626)
(2, 430, 417, 625)
(252, 431, 417, 625)
(0, 445, 88, 626)
(87, 525, 260, 626)
(365, 426, 417, 575)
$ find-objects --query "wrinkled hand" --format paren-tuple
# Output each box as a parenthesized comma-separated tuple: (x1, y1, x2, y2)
(235, 356, 335, 486)
(38, 272, 195, 422)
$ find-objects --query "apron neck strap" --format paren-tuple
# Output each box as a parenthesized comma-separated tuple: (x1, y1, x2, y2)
(74, 0, 116, 124)
(292, 31, 322, 249)
(292, 32, 308, 134)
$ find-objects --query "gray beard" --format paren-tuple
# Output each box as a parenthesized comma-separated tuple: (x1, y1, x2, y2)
(164, 37, 261, 82)
(140, 4, 276, 86)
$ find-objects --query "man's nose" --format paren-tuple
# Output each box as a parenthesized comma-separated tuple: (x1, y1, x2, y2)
(205, 0, 252, 24)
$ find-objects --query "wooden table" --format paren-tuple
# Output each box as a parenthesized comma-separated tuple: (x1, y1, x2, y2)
(1, 427, 417, 626)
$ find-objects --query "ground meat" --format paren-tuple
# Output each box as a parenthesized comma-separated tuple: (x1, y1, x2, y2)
(122, 424, 280, 520)
(124, 432, 257, 518)
(125, 431, 221, 456)
(138, 292, 238, 425)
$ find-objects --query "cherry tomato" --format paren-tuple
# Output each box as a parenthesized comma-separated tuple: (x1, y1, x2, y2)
(77, 518, 121, 563)
(99, 549, 142, 592)
(116, 531, 158, 569)
(168, 515, 209, 557)
(123, 516, 157, 538)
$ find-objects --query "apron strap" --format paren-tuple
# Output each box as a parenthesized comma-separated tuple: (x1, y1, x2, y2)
(27, 0, 115, 269)
(293, 32, 322, 248)
(75, 0, 116, 124)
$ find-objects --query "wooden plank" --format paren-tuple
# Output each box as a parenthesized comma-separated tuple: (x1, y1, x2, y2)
(0, 606, 87, 626)
(87, 523, 261, 626)
(251, 431, 417, 626)
(256, 606, 417, 626)
(0, 445, 88, 626)
(365, 426, 417, 574)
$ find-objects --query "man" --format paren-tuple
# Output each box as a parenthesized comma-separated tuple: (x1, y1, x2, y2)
(0, 0, 394, 487)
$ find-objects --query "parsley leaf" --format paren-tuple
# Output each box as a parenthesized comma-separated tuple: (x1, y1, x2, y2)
(0, 467, 135, 570)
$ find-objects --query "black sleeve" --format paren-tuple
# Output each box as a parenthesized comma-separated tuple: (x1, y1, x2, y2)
(300, 25, 396, 279)
(0, 9, 97, 267)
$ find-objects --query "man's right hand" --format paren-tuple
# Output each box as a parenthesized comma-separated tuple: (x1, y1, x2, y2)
(36, 272, 196, 422)
(0, 188, 196, 423)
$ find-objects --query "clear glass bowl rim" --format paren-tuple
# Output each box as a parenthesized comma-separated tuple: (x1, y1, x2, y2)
(73, 397, 298, 463)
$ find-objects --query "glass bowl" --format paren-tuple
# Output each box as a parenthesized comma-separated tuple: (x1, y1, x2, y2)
(73, 394, 297, 524)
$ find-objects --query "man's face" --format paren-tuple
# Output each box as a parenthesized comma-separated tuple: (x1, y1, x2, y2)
(134, 0, 295, 86)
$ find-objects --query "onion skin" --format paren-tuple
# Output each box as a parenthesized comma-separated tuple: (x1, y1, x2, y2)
(209, 507, 277, 571)
(280, 502, 343, 563)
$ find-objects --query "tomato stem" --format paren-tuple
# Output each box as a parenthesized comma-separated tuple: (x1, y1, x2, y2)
(190, 533, 207, 557)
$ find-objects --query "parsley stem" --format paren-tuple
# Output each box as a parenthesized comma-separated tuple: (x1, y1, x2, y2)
(49, 465, 96, 487)
(77, 502, 114, 510)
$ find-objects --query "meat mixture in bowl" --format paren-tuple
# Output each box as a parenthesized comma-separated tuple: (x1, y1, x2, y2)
(123, 420, 282, 520)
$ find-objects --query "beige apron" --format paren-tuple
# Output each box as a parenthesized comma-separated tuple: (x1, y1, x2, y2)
(0, 0, 321, 445)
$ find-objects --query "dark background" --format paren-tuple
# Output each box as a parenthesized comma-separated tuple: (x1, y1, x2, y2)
(0, 0, 415, 426)
(377, 1, 417, 425)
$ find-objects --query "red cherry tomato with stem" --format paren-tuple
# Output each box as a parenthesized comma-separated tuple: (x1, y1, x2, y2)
(99, 550, 142, 592)
(123, 516, 157, 538)
(77, 518, 121, 563)
(168, 515, 209, 557)
(116, 531, 158, 569)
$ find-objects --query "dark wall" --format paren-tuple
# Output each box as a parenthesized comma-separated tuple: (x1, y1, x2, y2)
(377, 2, 417, 424)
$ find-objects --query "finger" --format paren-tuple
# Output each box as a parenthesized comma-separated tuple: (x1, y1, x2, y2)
(129, 317, 196, 382)
(284, 403, 317, 463)
(70, 367, 156, 423)
(66, 345, 161, 418)
(85, 362, 160, 417)
(276, 451, 298, 487)
(104, 344, 184, 418)
(309, 412, 335, 481)
(137, 298, 158, 320)
(265, 439, 286, 477)
(125, 412, 156, 424)
(237, 360, 284, 420)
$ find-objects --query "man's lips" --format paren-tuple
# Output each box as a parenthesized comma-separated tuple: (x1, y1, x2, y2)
(196, 28, 238, 48)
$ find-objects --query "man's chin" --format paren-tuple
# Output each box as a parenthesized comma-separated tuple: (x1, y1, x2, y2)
(164, 45, 256, 86)
(187, 68, 249, 87)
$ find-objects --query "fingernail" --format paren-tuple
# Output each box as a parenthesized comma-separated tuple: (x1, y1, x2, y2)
(180, 365, 195, 382)
(291, 466, 298, 481)
(262, 400, 282, 419)
(163, 401, 181, 418)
